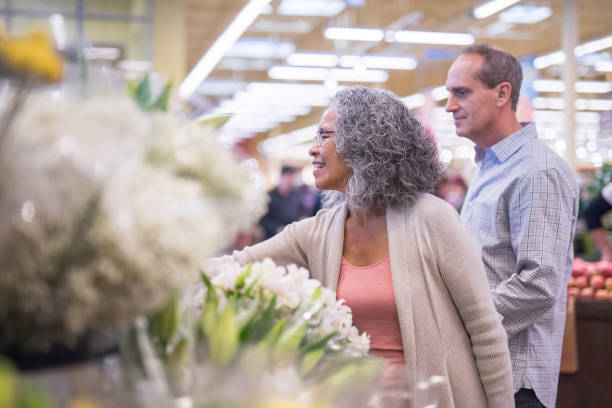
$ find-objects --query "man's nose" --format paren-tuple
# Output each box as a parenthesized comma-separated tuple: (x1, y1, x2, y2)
(445, 95, 456, 112)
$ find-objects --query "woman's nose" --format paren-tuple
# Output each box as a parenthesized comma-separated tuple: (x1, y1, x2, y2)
(309, 143, 319, 157)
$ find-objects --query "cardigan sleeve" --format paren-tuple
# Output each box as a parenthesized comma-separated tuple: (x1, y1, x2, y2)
(204, 217, 314, 273)
(427, 200, 514, 407)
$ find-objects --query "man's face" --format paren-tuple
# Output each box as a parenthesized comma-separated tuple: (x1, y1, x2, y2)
(445, 54, 500, 146)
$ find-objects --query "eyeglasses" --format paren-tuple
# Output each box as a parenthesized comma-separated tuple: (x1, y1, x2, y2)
(314, 129, 335, 147)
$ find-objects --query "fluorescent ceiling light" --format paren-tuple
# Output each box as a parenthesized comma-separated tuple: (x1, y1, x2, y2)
(179, 0, 272, 100)
(339, 55, 417, 70)
(393, 30, 475, 45)
(196, 79, 245, 96)
(533, 79, 565, 93)
(533, 51, 566, 70)
(431, 86, 450, 101)
(246, 82, 337, 97)
(278, 0, 345, 17)
(534, 79, 612, 93)
(575, 35, 612, 56)
(268, 66, 389, 82)
(532, 97, 612, 111)
(547, 111, 602, 124)
(575, 99, 612, 111)
(498, 5, 551, 24)
(217, 101, 311, 116)
(235, 93, 332, 107)
(226, 39, 295, 59)
(251, 19, 313, 33)
(227, 114, 296, 124)
(260, 124, 318, 154)
(595, 61, 612, 72)
(287, 52, 339, 67)
(473, 0, 521, 19)
(534, 35, 612, 69)
(217, 58, 276, 71)
(324, 27, 384, 42)
(402, 94, 426, 109)
(575, 81, 612, 93)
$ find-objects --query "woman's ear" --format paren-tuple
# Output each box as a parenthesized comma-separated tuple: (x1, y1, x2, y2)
(496, 82, 512, 108)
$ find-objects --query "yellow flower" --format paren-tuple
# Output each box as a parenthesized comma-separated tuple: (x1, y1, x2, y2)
(0, 31, 63, 82)
(68, 397, 103, 408)
(258, 398, 332, 408)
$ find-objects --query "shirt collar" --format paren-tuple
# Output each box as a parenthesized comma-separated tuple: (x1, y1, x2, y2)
(474, 122, 536, 164)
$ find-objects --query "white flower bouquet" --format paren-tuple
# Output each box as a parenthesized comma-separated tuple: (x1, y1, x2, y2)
(131, 258, 381, 408)
(0, 91, 267, 357)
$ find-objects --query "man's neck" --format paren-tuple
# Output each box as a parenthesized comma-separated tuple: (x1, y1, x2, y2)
(476, 114, 523, 150)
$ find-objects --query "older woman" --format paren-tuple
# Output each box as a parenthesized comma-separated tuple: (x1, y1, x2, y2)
(213, 86, 513, 407)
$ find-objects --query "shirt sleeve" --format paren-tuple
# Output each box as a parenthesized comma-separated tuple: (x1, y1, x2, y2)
(494, 168, 578, 338)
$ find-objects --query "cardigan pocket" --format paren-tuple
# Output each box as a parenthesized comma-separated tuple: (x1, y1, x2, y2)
(445, 336, 488, 408)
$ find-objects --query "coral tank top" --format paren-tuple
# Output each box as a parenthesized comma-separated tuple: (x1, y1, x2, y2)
(337, 255, 405, 365)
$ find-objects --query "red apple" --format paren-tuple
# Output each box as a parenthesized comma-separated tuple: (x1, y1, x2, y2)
(580, 287, 594, 299)
(567, 276, 576, 288)
(596, 260, 611, 272)
(595, 289, 609, 301)
(575, 275, 588, 289)
(590, 274, 605, 290)
(573, 258, 587, 276)
(586, 264, 599, 277)
(567, 287, 580, 298)
(605, 277, 612, 291)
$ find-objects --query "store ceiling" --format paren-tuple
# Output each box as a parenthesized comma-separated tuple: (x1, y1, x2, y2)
(184, 0, 612, 144)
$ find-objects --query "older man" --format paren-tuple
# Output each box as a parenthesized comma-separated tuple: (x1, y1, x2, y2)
(445, 44, 579, 408)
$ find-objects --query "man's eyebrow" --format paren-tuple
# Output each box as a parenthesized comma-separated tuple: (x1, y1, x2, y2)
(447, 86, 469, 93)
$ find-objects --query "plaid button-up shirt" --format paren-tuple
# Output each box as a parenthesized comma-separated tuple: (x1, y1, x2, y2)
(460, 123, 579, 408)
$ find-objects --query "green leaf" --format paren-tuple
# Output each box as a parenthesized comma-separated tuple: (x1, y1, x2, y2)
(20, 385, 57, 408)
(236, 298, 261, 343)
(153, 292, 179, 351)
(148, 81, 172, 112)
(196, 113, 231, 129)
(200, 271, 218, 305)
(311, 286, 322, 300)
(0, 359, 16, 408)
(134, 75, 151, 109)
(276, 321, 308, 351)
(300, 331, 338, 354)
(260, 317, 286, 348)
(209, 301, 239, 365)
(168, 338, 190, 367)
(300, 349, 325, 377)
(248, 295, 277, 342)
(235, 263, 252, 291)
(125, 78, 139, 99)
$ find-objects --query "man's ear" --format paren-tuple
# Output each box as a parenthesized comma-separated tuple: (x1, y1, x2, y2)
(496, 82, 512, 108)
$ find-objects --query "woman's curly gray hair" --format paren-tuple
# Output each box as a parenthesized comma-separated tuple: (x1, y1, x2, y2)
(322, 86, 441, 212)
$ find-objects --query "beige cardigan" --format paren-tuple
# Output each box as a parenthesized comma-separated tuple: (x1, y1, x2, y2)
(215, 193, 513, 407)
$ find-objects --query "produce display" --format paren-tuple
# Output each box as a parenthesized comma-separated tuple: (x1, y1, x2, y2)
(568, 258, 612, 301)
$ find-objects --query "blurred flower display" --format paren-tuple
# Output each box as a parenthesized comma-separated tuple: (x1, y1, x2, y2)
(126, 258, 382, 408)
(0, 90, 266, 356)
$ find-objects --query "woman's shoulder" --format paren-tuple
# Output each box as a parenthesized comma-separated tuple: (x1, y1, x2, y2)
(412, 193, 459, 217)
